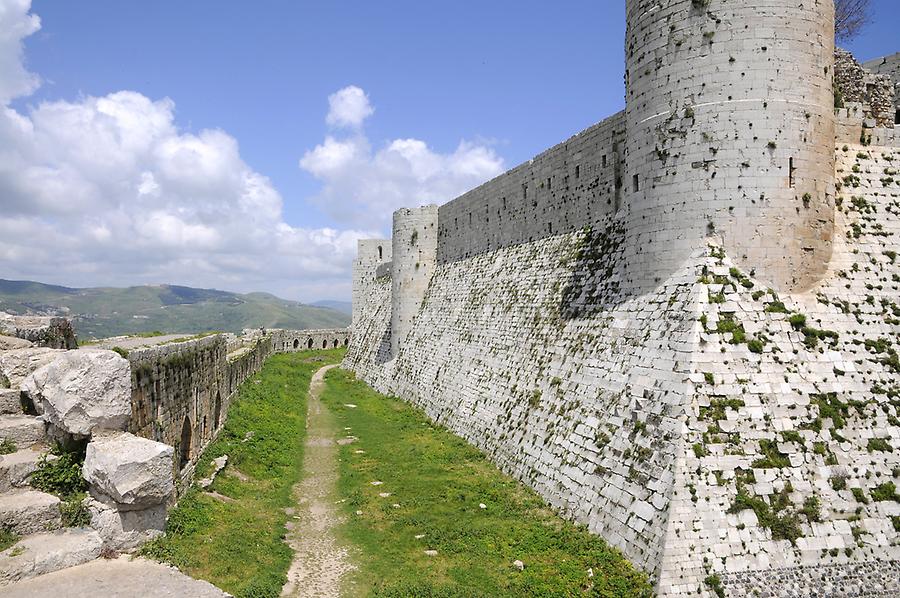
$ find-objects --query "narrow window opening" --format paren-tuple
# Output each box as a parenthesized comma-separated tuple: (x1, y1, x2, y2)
(322, 339, 327, 349)
(333, 339, 339, 348)
(502, 197, 507, 209)
(602, 155, 607, 168)
(179, 417, 192, 469)
(293, 338, 299, 349)
(895, 109, 900, 125)
(632, 174, 640, 192)
(343, 338, 349, 347)
(547, 177, 552, 189)
(789, 157, 795, 188)
(377, 245, 383, 260)
(307, 338, 313, 349)
(522, 183, 528, 200)
(213, 392, 221, 430)
(575, 165, 580, 178)
(548, 222, 553, 234)
(468, 212, 472, 226)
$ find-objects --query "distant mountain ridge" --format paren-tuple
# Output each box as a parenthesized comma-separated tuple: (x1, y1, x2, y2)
(310, 300, 352, 315)
(0, 279, 350, 339)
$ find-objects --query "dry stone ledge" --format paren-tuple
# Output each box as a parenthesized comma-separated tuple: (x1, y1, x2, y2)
(0, 336, 33, 351)
(0, 348, 65, 390)
(82, 432, 174, 510)
(85, 497, 166, 552)
(0, 415, 46, 447)
(0, 529, 103, 586)
(23, 350, 131, 435)
(0, 490, 61, 535)
(0, 313, 77, 350)
(0, 448, 53, 493)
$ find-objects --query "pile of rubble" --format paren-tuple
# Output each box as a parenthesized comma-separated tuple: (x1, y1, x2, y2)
(0, 314, 175, 586)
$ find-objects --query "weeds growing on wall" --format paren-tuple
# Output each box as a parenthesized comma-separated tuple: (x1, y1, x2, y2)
(30, 441, 91, 527)
(140, 349, 346, 598)
(320, 368, 652, 597)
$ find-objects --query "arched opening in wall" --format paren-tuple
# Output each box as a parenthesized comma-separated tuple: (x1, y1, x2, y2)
(179, 417, 192, 469)
(322, 339, 327, 349)
(213, 392, 222, 430)
(343, 338, 349, 347)
(293, 339, 299, 349)
(332, 339, 338, 348)
(895, 109, 899, 125)
(378, 245, 383, 260)
(307, 338, 313, 349)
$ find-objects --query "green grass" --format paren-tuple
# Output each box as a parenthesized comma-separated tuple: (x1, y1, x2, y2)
(141, 349, 345, 598)
(320, 368, 652, 597)
(0, 529, 18, 552)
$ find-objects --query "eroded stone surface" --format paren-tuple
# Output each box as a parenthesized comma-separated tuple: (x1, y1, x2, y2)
(82, 432, 174, 510)
(23, 350, 131, 435)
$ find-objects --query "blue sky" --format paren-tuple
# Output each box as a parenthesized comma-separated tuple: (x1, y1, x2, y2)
(1, 0, 896, 301)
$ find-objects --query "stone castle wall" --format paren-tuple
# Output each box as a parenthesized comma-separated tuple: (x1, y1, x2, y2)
(623, 0, 836, 294)
(345, 2, 900, 594)
(436, 112, 625, 263)
(127, 328, 348, 489)
(864, 52, 900, 123)
(836, 49, 896, 128)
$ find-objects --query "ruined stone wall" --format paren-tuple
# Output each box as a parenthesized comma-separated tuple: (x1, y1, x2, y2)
(273, 328, 350, 351)
(128, 328, 348, 489)
(436, 112, 625, 263)
(836, 49, 896, 128)
(864, 52, 900, 124)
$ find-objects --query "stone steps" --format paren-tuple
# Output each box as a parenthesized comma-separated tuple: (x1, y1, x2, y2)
(0, 529, 103, 587)
(0, 446, 50, 493)
(0, 415, 46, 449)
(0, 390, 23, 416)
(0, 490, 61, 535)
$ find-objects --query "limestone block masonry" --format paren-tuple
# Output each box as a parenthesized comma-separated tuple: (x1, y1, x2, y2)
(391, 206, 438, 356)
(346, 2, 900, 596)
(126, 327, 348, 492)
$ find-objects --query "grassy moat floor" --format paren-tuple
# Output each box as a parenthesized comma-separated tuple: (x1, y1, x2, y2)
(144, 350, 651, 597)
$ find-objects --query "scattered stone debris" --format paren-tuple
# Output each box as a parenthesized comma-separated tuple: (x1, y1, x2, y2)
(197, 455, 228, 490)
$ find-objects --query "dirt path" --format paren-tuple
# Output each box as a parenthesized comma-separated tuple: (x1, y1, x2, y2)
(281, 364, 356, 597)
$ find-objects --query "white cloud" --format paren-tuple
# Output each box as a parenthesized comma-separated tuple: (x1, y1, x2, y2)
(0, 1, 505, 303)
(326, 85, 373, 128)
(0, 0, 372, 301)
(301, 106, 504, 230)
(0, 0, 40, 103)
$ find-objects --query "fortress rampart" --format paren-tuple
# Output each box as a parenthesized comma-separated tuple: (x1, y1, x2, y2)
(127, 327, 349, 490)
(347, 1, 900, 596)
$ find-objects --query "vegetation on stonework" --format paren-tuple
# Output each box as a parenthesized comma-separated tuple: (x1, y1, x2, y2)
(320, 368, 652, 597)
(30, 441, 91, 527)
(0, 529, 18, 552)
(140, 349, 346, 598)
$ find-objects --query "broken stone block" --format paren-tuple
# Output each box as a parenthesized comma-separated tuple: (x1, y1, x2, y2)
(82, 432, 174, 510)
(0, 336, 33, 351)
(0, 348, 65, 391)
(85, 497, 166, 552)
(22, 350, 131, 435)
(0, 313, 77, 350)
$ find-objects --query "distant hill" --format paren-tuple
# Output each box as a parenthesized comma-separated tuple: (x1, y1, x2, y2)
(0, 279, 350, 339)
(310, 300, 352, 315)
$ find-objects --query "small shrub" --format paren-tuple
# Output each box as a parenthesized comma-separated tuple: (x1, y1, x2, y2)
(851, 488, 869, 504)
(0, 529, 18, 552)
(30, 442, 88, 499)
(830, 475, 847, 491)
(870, 482, 900, 503)
(0, 439, 16, 455)
(60, 493, 91, 527)
(705, 574, 725, 598)
(801, 496, 821, 522)
(111, 346, 129, 359)
(867, 438, 893, 453)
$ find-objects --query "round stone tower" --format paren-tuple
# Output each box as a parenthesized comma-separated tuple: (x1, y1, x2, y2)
(623, 0, 835, 292)
(390, 205, 439, 356)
